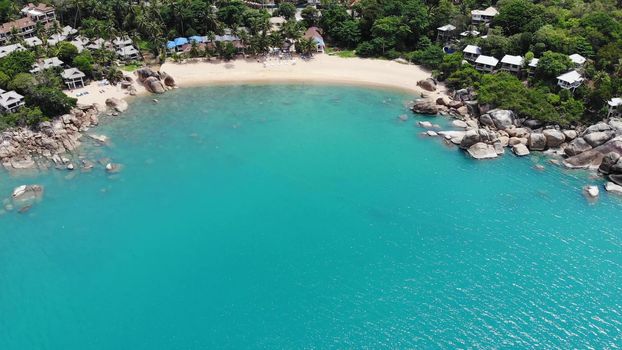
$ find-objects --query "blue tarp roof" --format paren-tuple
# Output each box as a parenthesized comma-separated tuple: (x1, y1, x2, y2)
(166, 41, 176, 49)
(173, 37, 188, 46)
(313, 37, 325, 47)
(189, 36, 204, 43)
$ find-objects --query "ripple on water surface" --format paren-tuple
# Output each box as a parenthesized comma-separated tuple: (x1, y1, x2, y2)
(0, 84, 621, 349)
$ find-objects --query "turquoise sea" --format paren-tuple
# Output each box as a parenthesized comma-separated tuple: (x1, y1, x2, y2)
(1, 85, 621, 349)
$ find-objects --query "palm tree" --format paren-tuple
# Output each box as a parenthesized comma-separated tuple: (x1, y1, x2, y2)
(297, 37, 315, 57)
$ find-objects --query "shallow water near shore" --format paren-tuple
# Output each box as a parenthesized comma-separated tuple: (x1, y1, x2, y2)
(1, 84, 622, 348)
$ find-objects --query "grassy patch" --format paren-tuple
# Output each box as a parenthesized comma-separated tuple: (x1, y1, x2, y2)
(336, 50, 356, 58)
(120, 63, 141, 72)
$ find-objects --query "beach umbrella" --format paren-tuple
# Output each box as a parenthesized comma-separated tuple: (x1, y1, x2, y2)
(189, 36, 204, 43)
(173, 37, 188, 46)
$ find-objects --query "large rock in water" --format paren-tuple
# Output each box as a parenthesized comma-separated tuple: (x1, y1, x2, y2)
(411, 98, 439, 115)
(467, 142, 498, 159)
(565, 137, 592, 156)
(528, 133, 547, 151)
(584, 122, 612, 134)
(143, 76, 166, 94)
(584, 131, 616, 147)
(543, 129, 565, 148)
(460, 129, 480, 149)
(599, 152, 621, 174)
(605, 181, 622, 195)
(105, 97, 128, 113)
(512, 143, 530, 156)
(564, 139, 622, 169)
(479, 109, 514, 130)
(12, 184, 44, 202)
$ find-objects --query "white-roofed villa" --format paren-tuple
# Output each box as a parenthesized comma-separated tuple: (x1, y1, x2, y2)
(528, 58, 539, 77)
(557, 70, 583, 91)
(471, 7, 498, 24)
(437, 24, 456, 43)
(608, 98, 622, 118)
(117, 45, 141, 60)
(475, 55, 499, 73)
(61, 68, 86, 89)
(569, 53, 586, 67)
(463, 45, 481, 62)
(500, 55, 524, 74)
(0, 90, 25, 113)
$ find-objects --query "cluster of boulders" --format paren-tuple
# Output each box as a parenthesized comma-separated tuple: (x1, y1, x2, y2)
(413, 93, 622, 193)
(0, 184, 44, 214)
(0, 104, 101, 171)
(135, 67, 176, 94)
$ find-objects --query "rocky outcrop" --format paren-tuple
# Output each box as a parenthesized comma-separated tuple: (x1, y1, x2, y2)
(565, 137, 592, 156)
(543, 129, 565, 148)
(605, 181, 622, 195)
(528, 133, 547, 151)
(411, 98, 439, 115)
(160, 71, 176, 87)
(564, 140, 622, 169)
(599, 152, 621, 174)
(135, 67, 173, 94)
(584, 185, 599, 198)
(143, 76, 166, 94)
(584, 131, 616, 147)
(479, 109, 514, 130)
(416, 78, 436, 92)
(460, 129, 480, 149)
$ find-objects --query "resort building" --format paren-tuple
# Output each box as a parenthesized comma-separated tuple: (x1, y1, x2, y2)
(436, 24, 456, 43)
(117, 45, 141, 60)
(608, 98, 622, 118)
(460, 30, 480, 38)
(86, 38, 113, 51)
(61, 68, 86, 89)
(474, 55, 499, 73)
(557, 70, 583, 90)
(569, 53, 586, 67)
(21, 3, 56, 23)
(24, 36, 43, 47)
(0, 44, 26, 58)
(462, 45, 481, 62)
(0, 90, 25, 113)
(0, 17, 36, 44)
(303, 27, 326, 53)
(528, 58, 539, 77)
(500, 55, 524, 74)
(471, 7, 498, 24)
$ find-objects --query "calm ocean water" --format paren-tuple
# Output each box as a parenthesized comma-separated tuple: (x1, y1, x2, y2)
(1, 85, 621, 349)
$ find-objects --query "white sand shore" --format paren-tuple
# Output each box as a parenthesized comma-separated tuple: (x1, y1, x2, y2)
(69, 55, 444, 106)
(161, 55, 445, 96)
(66, 78, 147, 106)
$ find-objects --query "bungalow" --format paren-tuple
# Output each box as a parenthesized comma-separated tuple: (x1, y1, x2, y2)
(48, 33, 67, 46)
(24, 36, 42, 47)
(167, 37, 189, 53)
(0, 17, 36, 44)
(460, 30, 480, 38)
(462, 45, 481, 62)
(528, 58, 539, 77)
(436, 24, 456, 43)
(113, 36, 133, 49)
(30, 57, 64, 73)
(471, 7, 498, 24)
(500, 55, 524, 74)
(86, 38, 113, 51)
(569, 53, 586, 67)
(21, 3, 56, 23)
(0, 90, 25, 113)
(608, 98, 622, 118)
(557, 70, 583, 90)
(304, 27, 325, 53)
(117, 45, 140, 60)
(0, 43, 26, 58)
(475, 55, 498, 73)
(61, 68, 86, 89)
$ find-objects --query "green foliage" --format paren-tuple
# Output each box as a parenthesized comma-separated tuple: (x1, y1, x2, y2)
(408, 45, 443, 69)
(446, 66, 481, 90)
(73, 52, 94, 78)
(494, 0, 541, 35)
(277, 3, 296, 20)
(26, 87, 77, 117)
(55, 42, 79, 64)
(437, 53, 463, 80)
(535, 51, 574, 82)
(301, 6, 320, 28)
(1, 107, 45, 128)
(0, 51, 36, 78)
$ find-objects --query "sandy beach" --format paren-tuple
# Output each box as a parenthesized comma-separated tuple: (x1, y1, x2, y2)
(68, 55, 444, 106)
(161, 55, 445, 96)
